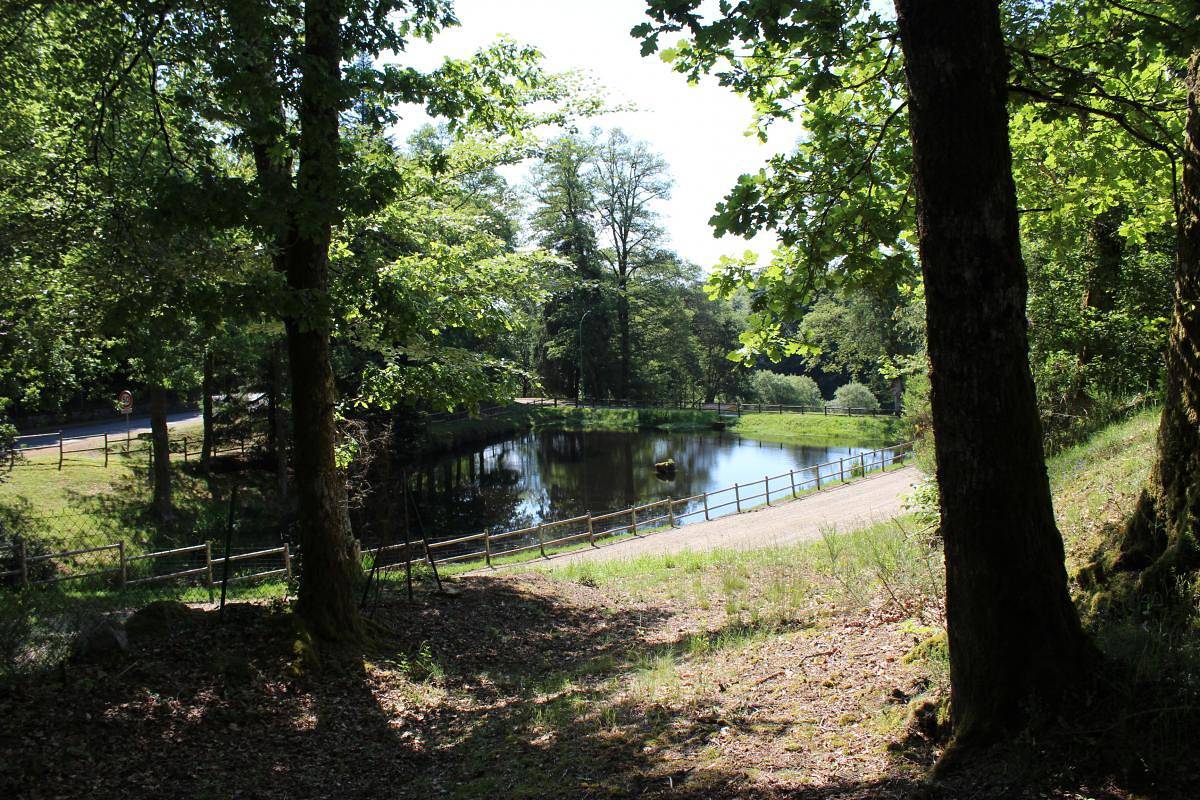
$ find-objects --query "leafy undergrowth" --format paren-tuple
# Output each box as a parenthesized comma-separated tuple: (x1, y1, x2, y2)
(4, 409, 1198, 799)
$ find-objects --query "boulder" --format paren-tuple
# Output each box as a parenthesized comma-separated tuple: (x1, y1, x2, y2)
(654, 458, 677, 477)
(72, 617, 128, 662)
(125, 600, 199, 641)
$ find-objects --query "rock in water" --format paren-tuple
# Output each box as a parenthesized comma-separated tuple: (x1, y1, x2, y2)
(654, 458, 677, 477)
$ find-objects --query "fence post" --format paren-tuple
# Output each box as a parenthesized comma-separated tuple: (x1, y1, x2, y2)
(860, 452, 866, 476)
(840, 458, 845, 482)
(789, 469, 797, 498)
(734, 483, 741, 513)
(183, 437, 188, 462)
(283, 543, 293, 580)
(484, 530, 493, 567)
(816, 468, 822, 490)
(117, 540, 126, 590)
(103, 432, 109, 468)
(764, 476, 771, 506)
(630, 506, 638, 535)
(536, 523, 546, 557)
(587, 512, 595, 546)
(667, 497, 676, 527)
(58, 434, 63, 471)
(205, 541, 214, 602)
(240, 437, 246, 456)
(702, 491, 710, 521)
(18, 539, 28, 588)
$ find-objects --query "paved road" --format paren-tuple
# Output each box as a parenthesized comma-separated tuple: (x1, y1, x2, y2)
(486, 466, 920, 569)
(16, 410, 203, 449)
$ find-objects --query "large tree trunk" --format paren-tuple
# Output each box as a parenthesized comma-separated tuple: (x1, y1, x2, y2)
(617, 276, 631, 399)
(283, 0, 361, 640)
(270, 339, 289, 499)
(894, 0, 1092, 746)
(1117, 53, 1200, 585)
(201, 350, 214, 467)
(149, 385, 173, 523)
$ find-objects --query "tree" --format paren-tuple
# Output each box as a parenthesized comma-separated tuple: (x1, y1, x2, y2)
(749, 371, 821, 407)
(592, 129, 673, 398)
(829, 381, 878, 412)
(894, 0, 1092, 746)
(1120, 50, 1200, 585)
(637, 0, 1092, 747)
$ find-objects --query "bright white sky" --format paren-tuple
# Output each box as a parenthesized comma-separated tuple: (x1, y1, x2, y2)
(393, 0, 803, 270)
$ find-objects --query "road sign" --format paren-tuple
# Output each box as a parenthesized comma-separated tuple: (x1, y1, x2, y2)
(117, 390, 133, 413)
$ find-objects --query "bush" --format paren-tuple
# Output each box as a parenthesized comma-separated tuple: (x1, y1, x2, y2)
(748, 371, 823, 407)
(829, 381, 881, 412)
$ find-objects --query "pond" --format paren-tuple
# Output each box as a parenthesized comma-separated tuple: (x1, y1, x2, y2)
(395, 428, 897, 548)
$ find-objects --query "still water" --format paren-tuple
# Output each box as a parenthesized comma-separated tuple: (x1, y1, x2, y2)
(400, 428, 894, 543)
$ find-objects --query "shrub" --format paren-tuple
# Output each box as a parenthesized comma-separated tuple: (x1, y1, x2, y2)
(829, 381, 881, 412)
(748, 371, 823, 407)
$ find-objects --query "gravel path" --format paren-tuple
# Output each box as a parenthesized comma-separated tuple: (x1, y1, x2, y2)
(492, 466, 921, 569)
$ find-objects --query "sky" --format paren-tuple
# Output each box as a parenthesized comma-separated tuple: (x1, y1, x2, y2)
(393, 0, 804, 270)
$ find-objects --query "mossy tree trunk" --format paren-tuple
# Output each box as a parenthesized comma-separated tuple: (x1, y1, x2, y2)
(894, 0, 1092, 746)
(1117, 52, 1200, 587)
(149, 384, 173, 523)
(229, 0, 361, 642)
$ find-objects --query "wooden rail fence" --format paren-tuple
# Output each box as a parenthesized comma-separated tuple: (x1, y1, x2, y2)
(8, 431, 261, 472)
(2, 441, 911, 595)
(0, 538, 292, 595)
(528, 397, 898, 417)
(364, 441, 914, 572)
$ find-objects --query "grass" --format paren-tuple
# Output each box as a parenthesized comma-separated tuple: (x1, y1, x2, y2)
(728, 411, 903, 446)
(536, 405, 718, 431)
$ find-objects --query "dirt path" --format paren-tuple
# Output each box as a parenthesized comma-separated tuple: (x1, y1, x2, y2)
(494, 466, 921, 569)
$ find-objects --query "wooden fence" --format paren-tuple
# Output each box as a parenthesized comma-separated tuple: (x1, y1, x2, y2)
(8, 430, 260, 471)
(0, 538, 292, 595)
(373, 440, 915, 571)
(527, 397, 898, 417)
(1, 442, 910, 595)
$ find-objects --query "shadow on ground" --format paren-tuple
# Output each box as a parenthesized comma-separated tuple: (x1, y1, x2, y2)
(0, 574, 1195, 799)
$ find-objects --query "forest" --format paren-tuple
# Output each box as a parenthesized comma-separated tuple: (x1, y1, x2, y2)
(1, 1, 1199, 798)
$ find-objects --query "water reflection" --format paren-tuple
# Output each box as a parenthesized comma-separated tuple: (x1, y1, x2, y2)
(399, 429, 893, 544)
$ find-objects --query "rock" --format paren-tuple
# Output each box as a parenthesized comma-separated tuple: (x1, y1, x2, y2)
(125, 600, 198, 641)
(654, 458, 676, 477)
(72, 618, 128, 662)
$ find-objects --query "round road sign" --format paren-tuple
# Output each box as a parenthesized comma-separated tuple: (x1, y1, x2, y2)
(117, 390, 133, 413)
